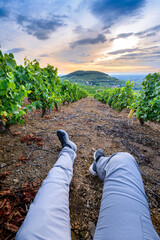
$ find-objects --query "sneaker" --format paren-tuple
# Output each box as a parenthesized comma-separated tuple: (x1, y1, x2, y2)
(57, 129, 77, 152)
(89, 163, 97, 176)
(89, 149, 106, 176)
(94, 149, 105, 162)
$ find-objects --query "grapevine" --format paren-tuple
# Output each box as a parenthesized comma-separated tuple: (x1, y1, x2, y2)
(0, 49, 88, 129)
(0, 50, 28, 127)
(95, 81, 135, 112)
(131, 73, 160, 124)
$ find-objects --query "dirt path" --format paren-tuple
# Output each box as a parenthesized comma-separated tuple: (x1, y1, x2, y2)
(0, 97, 160, 239)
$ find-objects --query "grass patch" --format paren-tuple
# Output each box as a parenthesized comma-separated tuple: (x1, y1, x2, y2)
(79, 84, 111, 96)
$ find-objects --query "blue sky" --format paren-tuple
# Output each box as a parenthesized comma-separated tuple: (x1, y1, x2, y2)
(0, 0, 160, 74)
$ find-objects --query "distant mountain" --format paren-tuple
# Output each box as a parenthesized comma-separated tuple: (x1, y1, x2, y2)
(61, 70, 125, 87)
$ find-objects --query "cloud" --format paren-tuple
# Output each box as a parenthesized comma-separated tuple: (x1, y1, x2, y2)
(103, 29, 111, 34)
(108, 46, 160, 57)
(0, 7, 9, 18)
(78, 53, 90, 57)
(102, 23, 113, 33)
(108, 46, 160, 61)
(69, 59, 87, 64)
(73, 25, 92, 34)
(70, 34, 107, 48)
(117, 33, 134, 38)
(116, 51, 160, 60)
(118, 54, 160, 61)
(145, 32, 157, 38)
(108, 48, 138, 55)
(16, 14, 66, 40)
(117, 53, 141, 59)
(69, 59, 94, 64)
(89, 0, 146, 26)
(152, 50, 160, 55)
(136, 24, 160, 37)
(110, 24, 160, 42)
(39, 54, 49, 57)
(143, 46, 160, 51)
(5, 48, 25, 53)
(110, 32, 134, 41)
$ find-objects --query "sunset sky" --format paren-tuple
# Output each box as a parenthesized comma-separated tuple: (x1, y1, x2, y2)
(0, 0, 160, 75)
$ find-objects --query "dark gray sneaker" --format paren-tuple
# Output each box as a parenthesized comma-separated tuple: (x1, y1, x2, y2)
(89, 149, 106, 176)
(57, 129, 77, 152)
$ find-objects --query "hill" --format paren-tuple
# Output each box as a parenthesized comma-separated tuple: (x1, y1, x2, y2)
(61, 70, 125, 87)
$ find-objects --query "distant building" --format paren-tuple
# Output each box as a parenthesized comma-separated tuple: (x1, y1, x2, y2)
(85, 81, 92, 85)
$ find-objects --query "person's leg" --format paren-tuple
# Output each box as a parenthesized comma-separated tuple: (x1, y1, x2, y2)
(16, 130, 76, 240)
(92, 152, 159, 240)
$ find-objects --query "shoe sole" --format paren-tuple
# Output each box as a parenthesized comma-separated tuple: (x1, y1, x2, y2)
(90, 151, 99, 176)
(89, 163, 97, 176)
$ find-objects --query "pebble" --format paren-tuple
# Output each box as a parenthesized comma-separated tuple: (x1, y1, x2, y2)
(1, 163, 6, 168)
(101, 132, 106, 136)
(86, 199, 90, 208)
(13, 178, 19, 184)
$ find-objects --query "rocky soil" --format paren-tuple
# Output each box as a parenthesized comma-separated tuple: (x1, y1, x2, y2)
(0, 97, 160, 239)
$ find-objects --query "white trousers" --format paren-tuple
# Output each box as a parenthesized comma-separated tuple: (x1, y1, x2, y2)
(15, 149, 159, 240)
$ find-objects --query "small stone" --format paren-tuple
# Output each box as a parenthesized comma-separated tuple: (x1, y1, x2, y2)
(86, 199, 90, 208)
(101, 132, 105, 135)
(13, 179, 19, 184)
(1, 163, 6, 168)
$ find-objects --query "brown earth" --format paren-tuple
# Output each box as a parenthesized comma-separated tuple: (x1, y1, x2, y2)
(0, 97, 160, 239)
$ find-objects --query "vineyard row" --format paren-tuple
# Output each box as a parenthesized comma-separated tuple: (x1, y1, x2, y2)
(94, 74, 160, 124)
(0, 50, 88, 129)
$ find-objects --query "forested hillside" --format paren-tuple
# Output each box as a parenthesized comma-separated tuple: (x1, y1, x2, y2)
(61, 70, 125, 87)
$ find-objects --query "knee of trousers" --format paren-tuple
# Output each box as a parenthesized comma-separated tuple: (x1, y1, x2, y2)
(102, 152, 149, 211)
(97, 152, 139, 181)
(104, 152, 140, 175)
